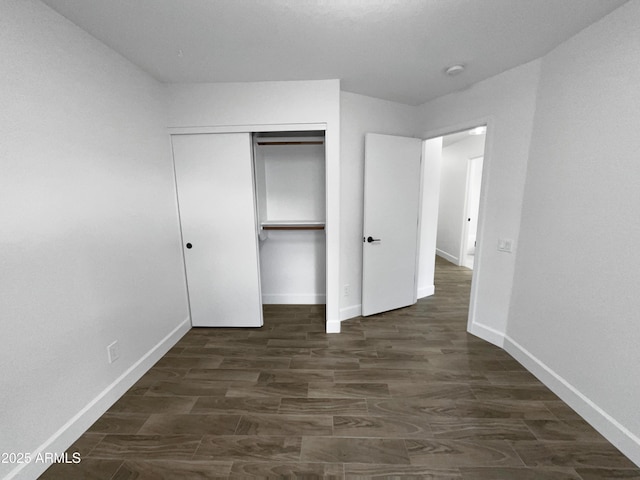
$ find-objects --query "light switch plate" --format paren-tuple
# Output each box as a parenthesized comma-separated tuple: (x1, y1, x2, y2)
(497, 238, 513, 253)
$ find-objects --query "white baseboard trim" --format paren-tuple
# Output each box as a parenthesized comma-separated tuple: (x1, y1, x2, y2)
(417, 284, 435, 299)
(262, 293, 326, 305)
(8, 318, 191, 480)
(436, 249, 459, 265)
(326, 318, 341, 333)
(468, 321, 505, 348)
(504, 334, 640, 468)
(323, 304, 362, 333)
(340, 304, 362, 321)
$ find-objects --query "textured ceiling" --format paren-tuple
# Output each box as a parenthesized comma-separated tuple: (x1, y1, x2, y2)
(41, 0, 627, 105)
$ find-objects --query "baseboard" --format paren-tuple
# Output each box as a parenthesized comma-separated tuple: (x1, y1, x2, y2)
(340, 304, 362, 321)
(322, 304, 362, 333)
(504, 334, 640, 468)
(262, 293, 326, 304)
(417, 284, 435, 299)
(8, 318, 191, 480)
(326, 318, 341, 333)
(436, 249, 459, 265)
(467, 321, 505, 348)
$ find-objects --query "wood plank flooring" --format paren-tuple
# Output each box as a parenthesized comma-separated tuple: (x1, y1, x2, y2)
(40, 257, 640, 479)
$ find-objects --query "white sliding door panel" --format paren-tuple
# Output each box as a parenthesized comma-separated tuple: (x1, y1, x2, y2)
(362, 133, 422, 316)
(172, 133, 262, 327)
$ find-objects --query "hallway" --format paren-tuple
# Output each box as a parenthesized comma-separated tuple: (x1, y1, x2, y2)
(41, 258, 639, 479)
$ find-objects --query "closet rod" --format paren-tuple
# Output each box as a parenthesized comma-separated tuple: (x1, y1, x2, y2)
(256, 141, 324, 146)
(262, 225, 325, 231)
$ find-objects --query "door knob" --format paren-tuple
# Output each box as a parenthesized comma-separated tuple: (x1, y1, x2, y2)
(366, 236, 381, 243)
(186, 243, 192, 249)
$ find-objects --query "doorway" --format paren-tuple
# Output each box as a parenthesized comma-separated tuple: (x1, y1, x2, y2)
(435, 126, 486, 270)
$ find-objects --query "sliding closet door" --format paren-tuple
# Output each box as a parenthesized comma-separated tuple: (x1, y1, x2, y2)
(172, 133, 263, 327)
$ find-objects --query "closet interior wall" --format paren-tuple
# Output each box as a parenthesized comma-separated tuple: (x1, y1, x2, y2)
(253, 131, 327, 305)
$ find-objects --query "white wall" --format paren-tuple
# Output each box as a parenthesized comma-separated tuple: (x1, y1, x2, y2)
(166, 80, 339, 129)
(0, 2, 189, 479)
(260, 143, 326, 222)
(259, 230, 326, 304)
(165, 80, 341, 330)
(416, 60, 541, 346)
(339, 92, 418, 319)
(506, 0, 640, 465)
(436, 135, 485, 264)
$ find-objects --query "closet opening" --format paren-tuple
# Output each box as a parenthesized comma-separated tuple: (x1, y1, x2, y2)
(253, 131, 327, 307)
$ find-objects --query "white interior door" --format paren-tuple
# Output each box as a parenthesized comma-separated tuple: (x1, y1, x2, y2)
(362, 133, 423, 316)
(172, 133, 263, 327)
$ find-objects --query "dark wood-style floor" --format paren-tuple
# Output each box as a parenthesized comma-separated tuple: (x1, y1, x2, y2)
(41, 258, 639, 479)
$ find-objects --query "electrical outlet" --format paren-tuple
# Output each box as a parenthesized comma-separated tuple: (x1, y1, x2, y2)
(343, 284, 350, 297)
(107, 341, 120, 364)
(497, 238, 513, 253)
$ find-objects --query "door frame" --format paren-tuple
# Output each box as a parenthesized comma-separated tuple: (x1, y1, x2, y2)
(421, 117, 493, 335)
(168, 122, 335, 330)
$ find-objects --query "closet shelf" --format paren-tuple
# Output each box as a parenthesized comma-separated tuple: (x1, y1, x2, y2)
(261, 220, 325, 231)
